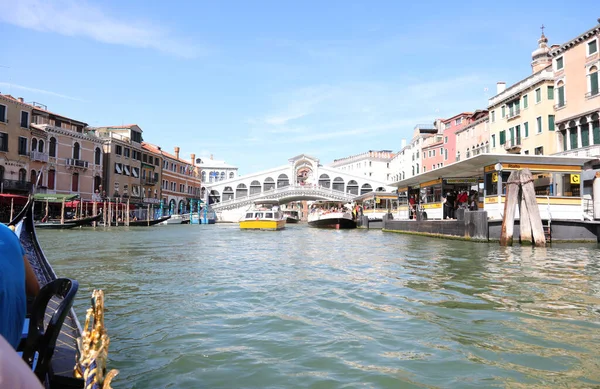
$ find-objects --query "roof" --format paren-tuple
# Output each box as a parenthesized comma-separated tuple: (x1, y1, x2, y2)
(389, 153, 594, 188)
(96, 124, 142, 132)
(441, 112, 473, 123)
(353, 191, 398, 202)
(550, 21, 600, 56)
(0, 94, 87, 126)
(141, 142, 162, 155)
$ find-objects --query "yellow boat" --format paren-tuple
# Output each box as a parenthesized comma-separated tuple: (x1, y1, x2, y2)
(239, 200, 286, 230)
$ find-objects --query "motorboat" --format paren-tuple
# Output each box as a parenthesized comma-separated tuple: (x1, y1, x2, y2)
(307, 201, 356, 229)
(239, 200, 286, 230)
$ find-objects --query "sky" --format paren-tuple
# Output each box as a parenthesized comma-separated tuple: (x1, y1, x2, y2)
(0, 0, 597, 175)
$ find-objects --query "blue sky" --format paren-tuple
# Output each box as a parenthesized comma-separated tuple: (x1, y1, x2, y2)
(0, 0, 597, 174)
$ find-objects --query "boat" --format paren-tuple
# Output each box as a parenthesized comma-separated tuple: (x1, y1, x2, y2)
(160, 214, 185, 225)
(307, 201, 357, 229)
(283, 209, 301, 223)
(8, 195, 118, 388)
(239, 200, 286, 230)
(34, 220, 79, 229)
(117, 215, 171, 226)
(35, 212, 103, 229)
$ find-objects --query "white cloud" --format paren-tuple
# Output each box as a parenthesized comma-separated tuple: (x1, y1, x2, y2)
(0, 0, 202, 58)
(0, 82, 86, 101)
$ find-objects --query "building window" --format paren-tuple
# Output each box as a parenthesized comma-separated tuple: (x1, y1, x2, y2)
(556, 56, 564, 70)
(20, 111, 29, 128)
(114, 163, 123, 174)
(491, 110, 495, 122)
(0, 132, 8, 152)
(534, 146, 544, 155)
(588, 66, 599, 97)
(18, 168, 27, 182)
(47, 169, 55, 190)
(499, 131, 506, 145)
(536, 116, 542, 133)
(18, 136, 27, 155)
(588, 39, 598, 56)
(115, 145, 122, 155)
(0, 104, 6, 123)
(124, 148, 130, 158)
(556, 81, 565, 107)
(95, 147, 102, 164)
(31, 138, 37, 151)
(524, 122, 529, 137)
(501, 106, 505, 118)
(49, 137, 56, 157)
(131, 131, 142, 143)
(522, 94, 528, 109)
(38, 140, 44, 153)
(548, 115, 555, 132)
(491, 134, 496, 148)
(547, 86, 554, 100)
(73, 142, 80, 160)
(455, 117, 462, 125)
(535, 88, 541, 103)
(72, 173, 79, 192)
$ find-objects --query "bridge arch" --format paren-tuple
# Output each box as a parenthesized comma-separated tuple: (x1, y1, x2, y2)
(264, 177, 275, 191)
(236, 183, 248, 198)
(347, 180, 359, 195)
(318, 174, 331, 188)
(332, 177, 344, 192)
(223, 186, 234, 201)
(375, 186, 385, 192)
(250, 180, 261, 195)
(277, 174, 290, 188)
(361, 183, 373, 195)
(209, 189, 220, 204)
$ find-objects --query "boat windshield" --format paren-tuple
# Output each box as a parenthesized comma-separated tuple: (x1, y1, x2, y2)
(265, 212, 273, 218)
(245, 212, 253, 218)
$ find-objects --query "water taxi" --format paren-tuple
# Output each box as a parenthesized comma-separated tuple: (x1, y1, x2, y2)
(283, 209, 301, 223)
(239, 200, 286, 230)
(307, 201, 356, 229)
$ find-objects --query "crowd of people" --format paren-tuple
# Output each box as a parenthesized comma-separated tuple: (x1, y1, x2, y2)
(407, 189, 479, 220)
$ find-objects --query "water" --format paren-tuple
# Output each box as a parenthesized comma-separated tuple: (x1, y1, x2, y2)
(38, 224, 600, 388)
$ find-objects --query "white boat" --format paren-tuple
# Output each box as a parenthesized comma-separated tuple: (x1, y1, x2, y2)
(307, 201, 356, 229)
(239, 200, 286, 231)
(160, 214, 184, 225)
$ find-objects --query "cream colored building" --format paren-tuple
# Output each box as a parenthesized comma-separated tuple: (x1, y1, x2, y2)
(328, 150, 395, 183)
(489, 33, 558, 156)
(455, 110, 490, 161)
(94, 125, 144, 203)
(550, 19, 600, 153)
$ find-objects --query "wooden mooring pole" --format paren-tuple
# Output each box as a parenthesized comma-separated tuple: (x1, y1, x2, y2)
(500, 170, 521, 246)
(520, 168, 546, 247)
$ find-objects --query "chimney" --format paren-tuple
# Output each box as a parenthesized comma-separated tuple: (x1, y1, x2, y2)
(174, 146, 180, 159)
(18, 97, 24, 103)
(496, 82, 506, 94)
(190, 153, 196, 166)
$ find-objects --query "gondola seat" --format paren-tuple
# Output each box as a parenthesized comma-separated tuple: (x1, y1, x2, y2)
(21, 278, 79, 383)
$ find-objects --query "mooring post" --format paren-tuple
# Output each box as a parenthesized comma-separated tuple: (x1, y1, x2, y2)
(520, 168, 546, 247)
(500, 170, 521, 246)
(519, 183, 533, 245)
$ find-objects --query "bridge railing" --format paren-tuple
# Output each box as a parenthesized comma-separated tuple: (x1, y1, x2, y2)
(211, 184, 356, 210)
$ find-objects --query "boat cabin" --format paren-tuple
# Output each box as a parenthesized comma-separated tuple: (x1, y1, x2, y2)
(244, 199, 283, 220)
(353, 191, 398, 220)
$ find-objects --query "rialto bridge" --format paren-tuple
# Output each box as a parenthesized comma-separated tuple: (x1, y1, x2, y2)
(204, 154, 393, 222)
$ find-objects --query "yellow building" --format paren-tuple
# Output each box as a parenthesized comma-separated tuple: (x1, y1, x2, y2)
(489, 33, 558, 156)
(550, 19, 600, 152)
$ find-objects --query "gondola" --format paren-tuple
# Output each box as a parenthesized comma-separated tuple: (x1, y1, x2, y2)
(35, 212, 103, 229)
(115, 215, 171, 226)
(8, 196, 118, 388)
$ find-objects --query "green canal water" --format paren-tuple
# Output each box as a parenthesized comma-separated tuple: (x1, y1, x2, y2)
(38, 224, 600, 388)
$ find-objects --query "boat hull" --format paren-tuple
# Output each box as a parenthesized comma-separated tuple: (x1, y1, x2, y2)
(240, 219, 286, 230)
(308, 217, 356, 229)
(34, 222, 78, 229)
(285, 217, 300, 223)
(161, 215, 184, 225)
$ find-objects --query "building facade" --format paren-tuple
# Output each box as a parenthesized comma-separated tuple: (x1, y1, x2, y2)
(489, 33, 557, 156)
(328, 150, 395, 183)
(160, 147, 202, 214)
(141, 142, 163, 207)
(550, 19, 600, 154)
(198, 155, 238, 185)
(390, 124, 437, 182)
(0, 95, 34, 195)
(95, 125, 144, 203)
(455, 110, 490, 161)
(440, 112, 471, 165)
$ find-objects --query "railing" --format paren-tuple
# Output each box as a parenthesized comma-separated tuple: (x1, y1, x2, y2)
(504, 139, 522, 150)
(143, 177, 157, 185)
(585, 90, 599, 99)
(554, 102, 566, 110)
(211, 184, 358, 211)
(1, 179, 33, 192)
(506, 109, 521, 119)
(30, 150, 49, 162)
(143, 197, 161, 204)
(66, 158, 89, 169)
(554, 144, 600, 158)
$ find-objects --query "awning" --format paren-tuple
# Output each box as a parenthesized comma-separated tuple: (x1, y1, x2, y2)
(33, 193, 79, 203)
(0, 194, 29, 205)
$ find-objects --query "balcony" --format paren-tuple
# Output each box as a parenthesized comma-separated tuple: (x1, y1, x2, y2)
(1, 179, 33, 193)
(143, 197, 161, 204)
(143, 177, 157, 186)
(66, 158, 89, 169)
(504, 139, 522, 154)
(30, 150, 49, 162)
(554, 102, 566, 110)
(506, 109, 521, 120)
(554, 144, 600, 158)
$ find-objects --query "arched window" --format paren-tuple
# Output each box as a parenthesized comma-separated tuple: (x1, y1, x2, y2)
(72, 173, 79, 192)
(38, 139, 44, 153)
(18, 168, 27, 182)
(220, 172, 225, 181)
(229, 172, 234, 179)
(589, 65, 599, 97)
(31, 138, 38, 151)
(95, 147, 101, 165)
(94, 175, 102, 192)
(73, 142, 80, 160)
(201, 171, 206, 182)
(30, 169, 37, 184)
(49, 137, 57, 157)
(47, 169, 56, 190)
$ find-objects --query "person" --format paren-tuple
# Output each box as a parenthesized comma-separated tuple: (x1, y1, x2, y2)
(409, 194, 416, 219)
(0, 334, 44, 389)
(0, 224, 40, 350)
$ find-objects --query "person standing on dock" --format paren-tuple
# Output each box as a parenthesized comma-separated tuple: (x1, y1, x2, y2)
(0, 224, 40, 350)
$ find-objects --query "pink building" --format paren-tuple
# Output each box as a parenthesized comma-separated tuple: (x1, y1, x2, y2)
(438, 112, 472, 167)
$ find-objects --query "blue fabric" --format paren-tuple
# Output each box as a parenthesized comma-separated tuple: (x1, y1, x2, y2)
(0, 223, 26, 350)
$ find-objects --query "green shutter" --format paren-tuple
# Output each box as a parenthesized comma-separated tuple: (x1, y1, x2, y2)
(523, 94, 528, 109)
(537, 117, 542, 133)
(501, 106, 505, 118)
(582, 123, 590, 147)
(547, 86, 554, 99)
(570, 129, 578, 149)
(563, 131, 568, 151)
(593, 120, 600, 145)
(515, 125, 521, 144)
(591, 72, 599, 96)
(548, 115, 555, 131)
(536, 88, 541, 102)
(500, 131, 506, 145)
(524, 122, 529, 137)
(558, 86, 565, 106)
(509, 127, 514, 143)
